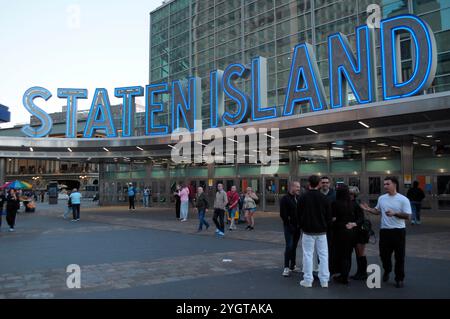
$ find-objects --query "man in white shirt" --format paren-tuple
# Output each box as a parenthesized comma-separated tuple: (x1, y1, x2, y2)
(360, 176, 411, 288)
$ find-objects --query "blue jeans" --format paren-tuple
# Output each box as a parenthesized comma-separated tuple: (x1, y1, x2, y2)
(143, 195, 150, 207)
(283, 224, 301, 269)
(198, 209, 209, 230)
(410, 202, 421, 222)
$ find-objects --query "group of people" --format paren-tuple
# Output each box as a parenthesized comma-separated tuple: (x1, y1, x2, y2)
(281, 175, 412, 289)
(126, 183, 152, 210)
(173, 183, 259, 237)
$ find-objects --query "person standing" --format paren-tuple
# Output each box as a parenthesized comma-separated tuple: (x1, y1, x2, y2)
(319, 176, 337, 274)
(6, 189, 20, 232)
(243, 187, 258, 230)
(194, 186, 210, 232)
(280, 181, 302, 277)
(227, 186, 240, 231)
(213, 183, 228, 237)
(178, 184, 190, 222)
(174, 184, 181, 220)
(128, 183, 136, 211)
(349, 186, 370, 280)
(63, 190, 72, 219)
(0, 190, 6, 230)
(331, 185, 364, 284)
(299, 175, 332, 288)
(70, 188, 82, 222)
(360, 176, 412, 288)
(407, 181, 425, 225)
(143, 186, 150, 208)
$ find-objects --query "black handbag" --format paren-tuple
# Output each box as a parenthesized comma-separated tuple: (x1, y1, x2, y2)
(360, 218, 376, 244)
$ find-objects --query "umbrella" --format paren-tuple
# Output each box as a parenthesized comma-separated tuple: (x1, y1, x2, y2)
(0, 181, 12, 190)
(5, 180, 33, 190)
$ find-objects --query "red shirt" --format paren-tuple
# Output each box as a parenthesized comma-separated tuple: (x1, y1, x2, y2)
(227, 191, 239, 209)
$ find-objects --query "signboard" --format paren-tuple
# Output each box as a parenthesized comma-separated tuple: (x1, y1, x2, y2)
(21, 14, 437, 139)
(48, 181, 58, 205)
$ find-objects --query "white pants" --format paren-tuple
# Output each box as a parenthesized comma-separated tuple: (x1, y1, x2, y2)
(302, 233, 330, 284)
(180, 201, 189, 220)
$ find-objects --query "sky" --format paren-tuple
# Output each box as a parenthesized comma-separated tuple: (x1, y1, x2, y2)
(0, 0, 164, 128)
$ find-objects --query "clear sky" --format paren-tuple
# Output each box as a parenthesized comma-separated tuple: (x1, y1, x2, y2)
(0, 0, 164, 128)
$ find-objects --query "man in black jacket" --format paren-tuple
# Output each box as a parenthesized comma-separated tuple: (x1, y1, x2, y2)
(280, 181, 301, 277)
(299, 175, 332, 288)
(406, 181, 425, 225)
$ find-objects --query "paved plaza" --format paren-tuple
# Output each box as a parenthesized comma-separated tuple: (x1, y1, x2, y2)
(0, 200, 449, 299)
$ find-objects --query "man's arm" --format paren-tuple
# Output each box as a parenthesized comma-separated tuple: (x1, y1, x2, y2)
(360, 202, 381, 215)
(386, 210, 410, 220)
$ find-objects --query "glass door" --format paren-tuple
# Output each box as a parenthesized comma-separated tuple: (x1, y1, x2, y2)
(436, 175, 450, 211)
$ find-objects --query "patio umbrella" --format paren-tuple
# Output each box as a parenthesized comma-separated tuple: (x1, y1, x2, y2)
(0, 181, 12, 189)
(6, 180, 33, 190)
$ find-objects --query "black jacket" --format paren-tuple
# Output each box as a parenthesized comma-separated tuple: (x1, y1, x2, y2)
(332, 200, 364, 231)
(280, 193, 301, 228)
(407, 187, 425, 202)
(299, 189, 332, 234)
(194, 193, 209, 210)
(0, 194, 5, 209)
(6, 195, 20, 213)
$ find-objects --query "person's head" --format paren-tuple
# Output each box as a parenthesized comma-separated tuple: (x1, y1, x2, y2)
(231, 185, 237, 192)
(320, 176, 331, 191)
(336, 184, 350, 202)
(308, 175, 321, 189)
(349, 186, 360, 200)
(289, 181, 301, 196)
(217, 183, 223, 192)
(384, 176, 399, 195)
(73, 188, 78, 192)
(197, 186, 203, 194)
(246, 187, 253, 194)
(9, 189, 15, 196)
(413, 181, 419, 188)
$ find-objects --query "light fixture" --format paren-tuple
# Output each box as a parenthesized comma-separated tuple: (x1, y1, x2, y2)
(421, 143, 430, 147)
(413, 142, 419, 145)
(29, 147, 34, 152)
(103, 147, 110, 152)
(197, 142, 207, 146)
(67, 148, 72, 152)
(426, 135, 433, 138)
(332, 147, 344, 150)
(358, 121, 370, 128)
(227, 137, 239, 143)
(136, 146, 144, 151)
(264, 133, 275, 139)
(168, 145, 176, 149)
(306, 128, 318, 134)
(370, 140, 376, 143)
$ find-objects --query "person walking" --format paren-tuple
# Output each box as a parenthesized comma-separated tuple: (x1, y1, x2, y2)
(6, 189, 20, 232)
(0, 190, 6, 230)
(213, 183, 228, 237)
(143, 186, 150, 208)
(349, 186, 370, 280)
(227, 186, 240, 231)
(128, 183, 136, 211)
(243, 187, 258, 230)
(178, 184, 190, 222)
(280, 181, 302, 277)
(173, 184, 181, 220)
(299, 175, 332, 288)
(331, 185, 364, 284)
(360, 176, 412, 288)
(407, 181, 425, 225)
(70, 188, 82, 222)
(194, 186, 210, 232)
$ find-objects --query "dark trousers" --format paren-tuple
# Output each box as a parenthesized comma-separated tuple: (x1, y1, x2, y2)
(198, 209, 209, 230)
(6, 210, 17, 228)
(0, 209, 2, 227)
(334, 229, 355, 279)
(129, 196, 135, 209)
(283, 225, 301, 269)
(72, 204, 80, 220)
(175, 199, 181, 219)
(379, 229, 406, 281)
(213, 208, 225, 233)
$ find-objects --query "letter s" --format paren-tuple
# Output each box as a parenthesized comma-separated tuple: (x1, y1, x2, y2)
(21, 87, 53, 137)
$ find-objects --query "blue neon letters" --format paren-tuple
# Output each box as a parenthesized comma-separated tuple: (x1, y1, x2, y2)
(22, 14, 437, 138)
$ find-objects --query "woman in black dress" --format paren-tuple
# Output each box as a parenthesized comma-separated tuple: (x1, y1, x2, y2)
(6, 189, 20, 232)
(173, 184, 181, 220)
(332, 185, 364, 284)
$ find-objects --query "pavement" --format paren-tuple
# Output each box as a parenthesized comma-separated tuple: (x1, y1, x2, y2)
(0, 200, 449, 299)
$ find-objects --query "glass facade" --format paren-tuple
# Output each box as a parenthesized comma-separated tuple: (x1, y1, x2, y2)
(149, 0, 450, 130)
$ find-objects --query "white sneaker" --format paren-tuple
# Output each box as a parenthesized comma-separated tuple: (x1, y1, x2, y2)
(300, 280, 312, 288)
(181, 219, 187, 222)
(282, 268, 291, 277)
(9, 228, 15, 232)
(321, 281, 329, 288)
